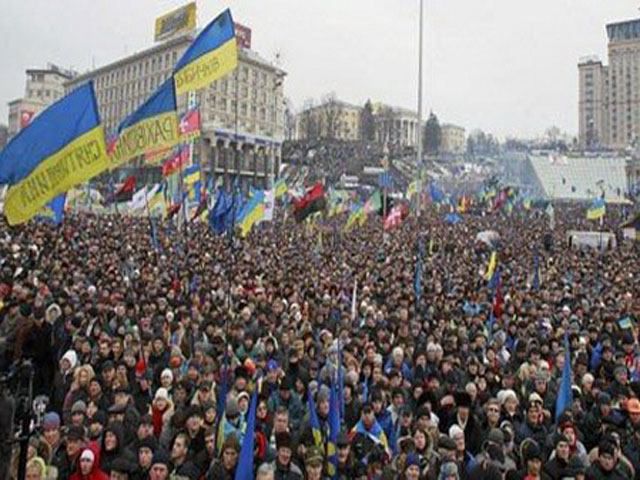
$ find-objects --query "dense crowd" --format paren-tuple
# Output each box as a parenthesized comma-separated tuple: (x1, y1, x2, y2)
(0, 200, 638, 480)
(283, 140, 386, 184)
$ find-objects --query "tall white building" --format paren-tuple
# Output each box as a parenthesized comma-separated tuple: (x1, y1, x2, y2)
(579, 18, 640, 150)
(66, 32, 286, 190)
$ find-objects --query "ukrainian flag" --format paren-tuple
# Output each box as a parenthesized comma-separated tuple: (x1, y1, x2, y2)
(274, 178, 288, 199)
(344, 206, 365, 231)
(0, 82, 110, 225)
(237, 190, 265, 238)
(110, 79, 180, 170)
(183, 165, 201, 187)
(587, 198, 606, 220)
(484, 251, 498, 281)
(173, 9, 237, 95)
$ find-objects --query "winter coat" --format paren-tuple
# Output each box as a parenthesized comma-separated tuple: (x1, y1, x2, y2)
(69, 444, 109, 480)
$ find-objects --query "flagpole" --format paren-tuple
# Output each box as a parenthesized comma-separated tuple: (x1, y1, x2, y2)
(416, 0, 424, 216)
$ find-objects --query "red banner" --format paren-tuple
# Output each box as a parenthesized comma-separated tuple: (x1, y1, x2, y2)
(162, 147, 189, 177)
(179, 109, 201, 140)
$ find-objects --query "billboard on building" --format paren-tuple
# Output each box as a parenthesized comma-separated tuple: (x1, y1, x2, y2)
(235, 23, 252, 49)
(154, 2, 197, 42)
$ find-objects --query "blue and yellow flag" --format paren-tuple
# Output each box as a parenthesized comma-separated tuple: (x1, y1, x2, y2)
(36, 194, 66, 225)
(183, 164, 201, 187)
(110, 78, 180, 170)
(308, 390, 323, 448)
(587, 198, 605, 220)
(235, 387, 258, 480)
(484, 251, 497, 281)
(237, 190, 265, 238)
(274, 178, 288, 199)
(173, 9, 237, 95)
(0, 82, 110, 225)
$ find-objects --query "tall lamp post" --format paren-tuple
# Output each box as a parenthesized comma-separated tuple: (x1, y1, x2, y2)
(416, 0, 425, 214)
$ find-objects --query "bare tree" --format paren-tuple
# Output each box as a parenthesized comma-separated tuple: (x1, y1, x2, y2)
(322, 93, 344, 140)
(283, 97, 295, 141)
(300, 98, 319, 140)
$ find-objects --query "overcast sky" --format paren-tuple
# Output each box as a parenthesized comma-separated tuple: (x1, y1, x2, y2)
(1, 0, 638, 138)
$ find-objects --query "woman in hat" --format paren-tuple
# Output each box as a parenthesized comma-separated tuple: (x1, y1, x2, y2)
(151, 388, 174, 438)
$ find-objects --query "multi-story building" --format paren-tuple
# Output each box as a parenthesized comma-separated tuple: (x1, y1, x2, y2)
(66, 32, 286, 189)
(371, 103, 419, 149)
(578, 57, 609, 149)
(7, 64, 75, 138)
(296, 100, 419, 149)
(579, 18, 640, 150)
(296, 99, 362, 141)
(440, 123, 466, 154)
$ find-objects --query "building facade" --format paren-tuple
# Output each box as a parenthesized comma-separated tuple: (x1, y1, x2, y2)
(7, 64, 75, 138)
(296, 100, 362, 141)
(66, 33, 286, 190)
(440, 123, 466, 154)
(372, 103, 419, 149)
(579, 18, 640, 150)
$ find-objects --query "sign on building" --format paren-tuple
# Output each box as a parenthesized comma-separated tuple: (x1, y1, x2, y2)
(154, 2, 197, 42)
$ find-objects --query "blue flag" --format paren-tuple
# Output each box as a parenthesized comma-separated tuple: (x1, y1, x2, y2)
(488, 268, 501, 292)
(429, 182, 445, 203)
(327, 379, 340, 478)
(556, 335, 573, 421)
(235, 386, 258, 480)
(308, 390, 323, 447)
(378, 171, 393, 189)
(444, 212, 462, 224)
(216, 350, 230, 424)
(36, 193, 66, 225)
(414, 252, 423, 302)
(209, 190, 232, 235)
(533, 252, 540, 290)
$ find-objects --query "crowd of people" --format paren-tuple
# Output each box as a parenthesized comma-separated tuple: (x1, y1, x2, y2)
(282, 140, 386, 185)
(0, 198, 638, 480)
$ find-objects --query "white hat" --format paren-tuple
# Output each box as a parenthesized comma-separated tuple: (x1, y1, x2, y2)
(448, 425, 464, 439)
(160, 369, 174, 382)
(497, 389, 518, 405)
(61, 350, 78, 370)
(80, 449, 95, 462)
(154, 387, 169, 401)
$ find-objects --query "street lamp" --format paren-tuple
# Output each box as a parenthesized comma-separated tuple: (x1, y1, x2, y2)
(416, 0, 425, 214)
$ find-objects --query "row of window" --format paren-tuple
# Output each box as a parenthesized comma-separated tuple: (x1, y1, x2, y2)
(94, 51, 179, 89)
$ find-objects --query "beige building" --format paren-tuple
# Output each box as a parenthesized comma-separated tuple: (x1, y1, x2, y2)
(66, 33, 286, 189)
(7, 64, 75, 138)
(579, 18, 640, 150)
(296, 99, 362, 141)
(440, 123, 466, 154)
